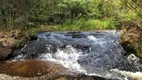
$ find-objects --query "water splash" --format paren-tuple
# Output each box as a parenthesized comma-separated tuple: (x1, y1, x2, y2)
(40, 45, 87, 73)
(10, 31, 140, 80)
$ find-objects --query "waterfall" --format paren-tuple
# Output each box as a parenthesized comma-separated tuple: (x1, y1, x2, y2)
(10, 31, 140, 80)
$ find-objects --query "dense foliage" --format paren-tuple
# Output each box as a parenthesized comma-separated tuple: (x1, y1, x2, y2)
(0, 0, 141, 30)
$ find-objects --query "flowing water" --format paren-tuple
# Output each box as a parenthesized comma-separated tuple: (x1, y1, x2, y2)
(9, 31, 141, 80)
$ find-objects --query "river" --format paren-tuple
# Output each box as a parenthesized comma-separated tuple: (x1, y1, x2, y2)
(7, 31, 142, 80)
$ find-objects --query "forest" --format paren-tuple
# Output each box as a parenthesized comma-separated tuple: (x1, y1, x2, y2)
(0, 0, 141, 30)
(0, 0, 142, 59)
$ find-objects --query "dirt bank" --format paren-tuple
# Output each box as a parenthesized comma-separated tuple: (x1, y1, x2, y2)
(0, 30, 29, 60)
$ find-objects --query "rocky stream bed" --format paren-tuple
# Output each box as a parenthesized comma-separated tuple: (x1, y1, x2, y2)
(0, 30, 142, 80)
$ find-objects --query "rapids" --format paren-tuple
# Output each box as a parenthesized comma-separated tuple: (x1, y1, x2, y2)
(7, 31, 142, 80)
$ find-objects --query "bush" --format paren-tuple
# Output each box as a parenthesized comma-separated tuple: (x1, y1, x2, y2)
(58, 18, 119, 31)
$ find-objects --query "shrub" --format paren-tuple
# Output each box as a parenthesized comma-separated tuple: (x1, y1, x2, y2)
(58, 18, 119, 31)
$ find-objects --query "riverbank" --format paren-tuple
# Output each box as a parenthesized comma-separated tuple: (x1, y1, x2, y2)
(121, 26, 142, 59)
(0, 30, 29, 60)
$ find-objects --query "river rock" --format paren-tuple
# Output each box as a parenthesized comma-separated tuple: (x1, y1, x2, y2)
(0, 59, 66, 77)
(0, 59, 113, 80)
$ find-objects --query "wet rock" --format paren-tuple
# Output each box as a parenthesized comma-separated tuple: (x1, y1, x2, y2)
(0, 59, 66, 77)
(10, 41, 57, 59)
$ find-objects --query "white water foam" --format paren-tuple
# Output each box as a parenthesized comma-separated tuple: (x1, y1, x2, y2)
(40, 45, 87, 73)
(87, 35, 97, 41)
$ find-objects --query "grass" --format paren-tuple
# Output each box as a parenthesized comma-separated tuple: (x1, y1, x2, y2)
(58, 19, 119, 31)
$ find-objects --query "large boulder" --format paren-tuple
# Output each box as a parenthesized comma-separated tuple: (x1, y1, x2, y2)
(0, 59, 112, 80)
(0, 59, 66, 77)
